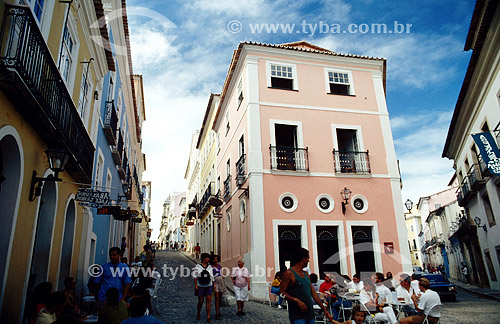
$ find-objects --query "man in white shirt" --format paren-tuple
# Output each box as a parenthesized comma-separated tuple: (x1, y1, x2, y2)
(396, 274, 418, 315)
(411, 273, 421, 295)
(347, 273, 364, 292)
(375, 272, 393, 304)
(401, 278, 441, 324)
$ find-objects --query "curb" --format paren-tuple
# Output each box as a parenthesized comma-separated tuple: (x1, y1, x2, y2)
(450, 279, 500, 302)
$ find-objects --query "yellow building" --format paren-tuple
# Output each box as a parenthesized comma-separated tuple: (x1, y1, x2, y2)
(405, 207, 423, 267)
(0, 1, 115, 322)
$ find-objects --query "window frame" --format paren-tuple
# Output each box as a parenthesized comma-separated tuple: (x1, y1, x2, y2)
(324, 68, 355, 96)
(266, 61, 299, 91)
(57, 15, 79, 91)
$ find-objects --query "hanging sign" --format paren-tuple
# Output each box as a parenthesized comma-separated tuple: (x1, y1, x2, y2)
(472, 132, 500, 175)
(76, 188, 110, 207)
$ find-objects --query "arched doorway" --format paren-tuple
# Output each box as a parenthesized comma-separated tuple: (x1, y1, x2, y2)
(29, 175, 57, 289)
(57, 198, 76, 290)
(0, 129, 23, 313)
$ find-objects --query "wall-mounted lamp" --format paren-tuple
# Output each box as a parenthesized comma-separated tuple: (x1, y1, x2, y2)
(29, 148, 69, 201)
(94, 90, 99, 101)
(117, 181, 129, 202)
(340, 187, 352, 214)
(473, 216, 487, 232)
(405, 199, 414, 213)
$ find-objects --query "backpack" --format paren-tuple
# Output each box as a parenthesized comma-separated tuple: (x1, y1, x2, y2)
(198, 265, 211, 285)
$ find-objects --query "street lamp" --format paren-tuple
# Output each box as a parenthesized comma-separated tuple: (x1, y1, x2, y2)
(473, 216, 487, 232)
(29, 148, 70, 201)
(117, 181, 129, 202)
(340, 187, 352, 215)
(405, 199, 413, 212)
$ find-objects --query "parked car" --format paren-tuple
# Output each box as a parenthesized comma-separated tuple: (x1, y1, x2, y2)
(422, 274, 457, 302)
(412, 266, 425, 274)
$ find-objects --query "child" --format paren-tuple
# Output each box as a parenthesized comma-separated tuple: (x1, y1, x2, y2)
(331, 304, 366, 324)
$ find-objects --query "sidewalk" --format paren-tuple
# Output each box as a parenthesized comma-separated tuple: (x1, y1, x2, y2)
(450, 278, 500, 302)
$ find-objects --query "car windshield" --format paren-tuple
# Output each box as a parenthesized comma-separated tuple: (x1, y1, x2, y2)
(424, 275, 448, 284)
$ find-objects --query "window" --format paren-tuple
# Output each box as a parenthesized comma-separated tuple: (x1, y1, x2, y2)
(351, 194, 369, 214)
(27, 0, 45, 22)
(316, 194, 334, 213)
(237, 79, 243, 108)
(59, 23, 74, 83)
(225, 111, 230, 135)
(95, 155, 104, 188)
(279, 193, 298, 212)
(107, 77, 114, 102)
(482, 193, 496, 227)
(415, 253, 419, 260)
(226, 207, 232, 232)
(413, 239, 417, 250)
(326, 70, 354, 95)
(226, 159, 231, 178)
(268, 62, 297, 90)
(410, 225, 414, 232)
(239, 135, 244, 157)
(77, 69, 90, 122)
(484, 250, 497, 281)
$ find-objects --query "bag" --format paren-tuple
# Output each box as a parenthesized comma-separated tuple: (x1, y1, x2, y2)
(221, 292, 236, 307)
(198, 265, 211, 285)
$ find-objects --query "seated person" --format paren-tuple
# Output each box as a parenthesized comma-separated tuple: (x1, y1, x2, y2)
(375, 272, 393, 304)
(331, 304, 366, 324)
(400, 278, 441, 324)
(128, 286, 153, 315)
(411, 273, 421, 295)
(310, 273, 320, 292)
(98, 287, 128, 324)
(359, 280, 397, 324)
(396, 274, 418, 316)
(319, 273, 333, 294)
(36, 292, 66, 324)
(270, 271, 284, 307)
(121, 297, 165, 324)
(347, 273, 364, 292)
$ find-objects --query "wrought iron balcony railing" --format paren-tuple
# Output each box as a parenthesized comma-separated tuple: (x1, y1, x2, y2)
(332, 150, 371, 174)
(0, 5, 94, 182)
(118, 150, 128, 180)
(103, 100, 118, 146)
(456, 176, 473, 207)
(112, 130, 124, 165)
(223, 175, 231, 201)
(198, 181, 215, 215)
(236, 154, 246, 177)
(270, 146, 309, 171)
(467, 163, 486, 190)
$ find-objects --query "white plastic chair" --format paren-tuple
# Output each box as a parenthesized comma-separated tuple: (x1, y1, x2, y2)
(313, 292, 328, 323)
(423, 304, 441, 324)
(359, 303, 382, 324)
(147, 273, 162, 313)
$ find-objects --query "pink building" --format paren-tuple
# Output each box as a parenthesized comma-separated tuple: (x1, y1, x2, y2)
(212, 41, 411, 298)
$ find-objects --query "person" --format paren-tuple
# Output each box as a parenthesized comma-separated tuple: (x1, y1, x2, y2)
(231, 258, 250, 317)
(27, 282, 53, 324)
(194, 252, 214, 322)
(212, 254, 226, 320)
(396, 274, 418, 316)
(97, 287, 128, 324)
(385, 271, 397, 290)
(331, 304, 366, 324)
(462, 263, 469, 284)
(411, 273, 420, 296)
(310, 273, 320, 292)
(359, 280, 397, 324)
(347, 273, 364, 292)
(128, 285, 153, 315)
(400, 278, 441, 324)
(375, 272, 393, 304)
(271, 271, 284, 308)
(319, 273, 333, 294)
(94, 247, 132, 307)
(280, 248, 333, 324)
(131, 256, 143, 268)
(35, 292, 66, 324)
(194, 243, 201, 260)
(121, 297, 165, 324)
(121, 237, 127, 257)
(62, 277, 81, 317)
(151, 243, 156, 258)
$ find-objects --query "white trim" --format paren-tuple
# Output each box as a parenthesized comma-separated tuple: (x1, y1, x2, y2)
(0, 126, 24, 317)
(266, 60, 299, 90)
(239, 197, 247, 223)
(272, 220, 308, 274)
(226, 207, 232, 232)
(55, 195, 77, 290)
(316, 194, 335, 213)
(345, 221, 383, 275)
(331, 124, 365, 151)
(260, 101, 384, 116)
(279, 192, 299, 213)
(324, 68, 356, 95)
(269, 119, 304, 147)
(310, 221, 347, 275)
(351, 194, 369, 214)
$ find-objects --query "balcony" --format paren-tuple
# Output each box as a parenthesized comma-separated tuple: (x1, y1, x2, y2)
(125, 167, 132, 200)
(133, 165, 141, 196)
(456, 177, 473, 207)
(236, 154, 246, 185)
(198, 181, 216, 216)
(118, 151, 128, 180)
(467, 163, 486, 190)
(477, 154, 491, 177)
(223, 175, 231, 202)
(0, 5, 94, 183)
(112, 130, 124, 165)
(332, 150, 371, 174)
(270, 146, 309, 171)
(103, 100, 118, 146)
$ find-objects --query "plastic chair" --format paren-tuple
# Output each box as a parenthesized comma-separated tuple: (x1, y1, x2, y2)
(147, 274, 162, 313)
(338, 297, 353, 321)
(423, 304, 441, 324)
(359, 303, 382, 324)
(313, 292, 328, 323)
(263, 282, 273, 306)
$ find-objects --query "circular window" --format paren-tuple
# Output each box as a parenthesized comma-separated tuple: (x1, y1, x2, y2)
(316, 194, 334, 213)
(351, 194, 368, 214)
(226, 211, 232, 231)
(279, 193, 298, 212)
(240, 199, 246, 222)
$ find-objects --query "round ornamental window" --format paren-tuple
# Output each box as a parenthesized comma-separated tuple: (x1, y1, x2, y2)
(351, 195, 368, 214)
(279, 193, 298, 212)
(316, 194, 334, 213)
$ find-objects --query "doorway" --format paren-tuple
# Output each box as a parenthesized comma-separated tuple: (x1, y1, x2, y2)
(58, 199, 76, 290)
(316, 226, 340, 274)
(278, 225, 301, 272)
(352, 226, 375, 273)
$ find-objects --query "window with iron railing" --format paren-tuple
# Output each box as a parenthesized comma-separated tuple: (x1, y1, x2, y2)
(223, 175, 231, 201)
(270, 146, 308, 171)
(332, 150, 370, 173)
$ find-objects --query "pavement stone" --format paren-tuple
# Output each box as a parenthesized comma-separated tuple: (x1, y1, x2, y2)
(449, 278, 500, 302)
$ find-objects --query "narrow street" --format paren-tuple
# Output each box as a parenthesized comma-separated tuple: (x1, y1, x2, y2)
(151, 251, 500, 324)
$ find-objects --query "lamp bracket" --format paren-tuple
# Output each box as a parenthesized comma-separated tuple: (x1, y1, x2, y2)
(29, 170, 62, 201)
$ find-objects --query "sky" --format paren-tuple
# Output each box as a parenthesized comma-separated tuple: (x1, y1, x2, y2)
(126, 0, 475, 238)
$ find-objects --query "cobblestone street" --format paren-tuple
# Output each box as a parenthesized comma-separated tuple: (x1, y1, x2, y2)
(152, 251, 500, 324)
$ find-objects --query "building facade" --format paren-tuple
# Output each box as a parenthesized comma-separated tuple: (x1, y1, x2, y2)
(442, 0, 500, 290)
(404, 207, 423, 268)
(206, 41, 411, 298)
